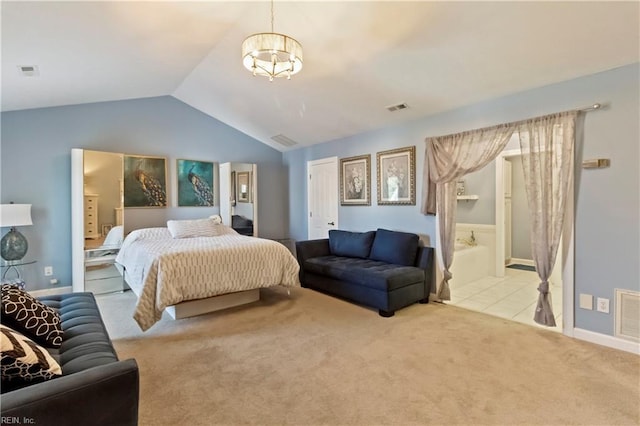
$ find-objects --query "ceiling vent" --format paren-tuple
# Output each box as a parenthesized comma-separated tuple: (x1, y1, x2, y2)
(386, 103, 408, 112)
(271, 134, 298, 147)
(17, 65, 40, 77)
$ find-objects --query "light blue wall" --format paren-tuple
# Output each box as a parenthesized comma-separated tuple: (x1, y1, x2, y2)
(284, 63, 640, 337)
(1, 96, 288, 290)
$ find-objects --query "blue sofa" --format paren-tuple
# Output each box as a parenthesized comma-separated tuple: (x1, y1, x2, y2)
(296, 229, 434, 317)
(1, 292, 139, 426)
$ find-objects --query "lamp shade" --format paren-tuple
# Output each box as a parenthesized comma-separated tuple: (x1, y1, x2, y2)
(0, 204, 33, 227)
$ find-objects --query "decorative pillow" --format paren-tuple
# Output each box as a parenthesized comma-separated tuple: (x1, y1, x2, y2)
(368, 228, 419, 266)
(102, 225, 124, 246)
(328, 230, 376, 259)
(209, 214, 223, 224)
(167, 218, 223, 238)
(1, 284, 63, 348)
(1, 324, 62, 385)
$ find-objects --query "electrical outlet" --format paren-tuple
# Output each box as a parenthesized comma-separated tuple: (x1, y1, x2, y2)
(44, 266, 53, 276)
(50, 278, 58, 285)
(596, 297, 610, 314)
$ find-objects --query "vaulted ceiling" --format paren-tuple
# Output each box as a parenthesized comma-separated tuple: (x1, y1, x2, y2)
(2, 1, 638, 151)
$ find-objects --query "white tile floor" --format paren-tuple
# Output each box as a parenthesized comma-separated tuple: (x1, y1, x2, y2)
(447, 267, 563, 332)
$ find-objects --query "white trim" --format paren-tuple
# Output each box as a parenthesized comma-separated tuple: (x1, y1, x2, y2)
(573, 328, 640, 355)
(71, 148, 85, 293)
(509, 257, 535, 267)
(29, 286, 73, 298)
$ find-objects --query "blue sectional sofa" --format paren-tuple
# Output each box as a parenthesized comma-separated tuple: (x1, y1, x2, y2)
(1, 292, 139, 426)
(296, 229, 434, 317)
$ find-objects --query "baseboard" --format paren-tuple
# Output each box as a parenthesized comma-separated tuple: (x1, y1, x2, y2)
(573, 327, 640, 355)
(509, 258, 535, 266)
(28, 286, 73, 297)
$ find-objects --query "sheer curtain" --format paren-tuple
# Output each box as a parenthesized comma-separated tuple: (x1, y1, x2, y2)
(422, 123, 517, 300)
(422, 111, 578, 326)
(518, 111, 577, 326)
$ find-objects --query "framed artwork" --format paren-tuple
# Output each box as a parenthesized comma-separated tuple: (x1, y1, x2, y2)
(376, 146, 416, 205)
(177, 159, 214, 207)
(236, 171, 251, 203)
(123, 155, 168, 207)
(340, 154, 371, 206)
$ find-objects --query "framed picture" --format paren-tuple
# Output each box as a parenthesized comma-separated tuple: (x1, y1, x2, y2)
(376, 146, 416, 205)
(177, 159, 214, 206)
(236, 171, 251, 203)
(123, 155, 168, 207)
(340, 154, 371, 206)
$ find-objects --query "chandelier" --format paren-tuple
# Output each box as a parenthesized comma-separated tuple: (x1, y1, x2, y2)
(241, 0, 303, 81)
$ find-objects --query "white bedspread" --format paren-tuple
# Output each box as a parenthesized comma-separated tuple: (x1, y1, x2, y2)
(115, 227, 300, 330)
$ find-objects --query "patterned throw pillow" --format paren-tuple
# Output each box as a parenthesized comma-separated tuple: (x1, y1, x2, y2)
(1, 324, 62, 385)
(1, 284, 63, 348)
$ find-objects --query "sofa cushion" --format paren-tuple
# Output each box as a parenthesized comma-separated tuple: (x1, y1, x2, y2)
(369, 228, 419, 266)
(1, 324, 62, 387)
(1, 284, 63, 348)
(37, 293, 119, 375)
(329, 230, 376, 259)
(304, 256, 424, 291)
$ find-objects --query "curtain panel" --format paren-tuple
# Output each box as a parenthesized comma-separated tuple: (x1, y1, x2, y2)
(422, 111, 579, 326)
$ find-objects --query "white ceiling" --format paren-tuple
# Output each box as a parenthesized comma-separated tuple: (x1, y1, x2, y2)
(2, 1, 638, 151)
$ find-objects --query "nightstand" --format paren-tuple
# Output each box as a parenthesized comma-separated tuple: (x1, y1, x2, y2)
(0, 259, 36, 289)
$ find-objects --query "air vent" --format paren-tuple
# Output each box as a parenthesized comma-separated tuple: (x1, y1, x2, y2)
(386, 103, 408, 112)
(271, 134, 298, 147)
(17, 65, 39, 77)
(615, 289, 640, 342)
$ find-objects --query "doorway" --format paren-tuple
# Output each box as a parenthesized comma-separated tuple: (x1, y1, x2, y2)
(307, 157, 338, 239)
(495, 148, 574, 334)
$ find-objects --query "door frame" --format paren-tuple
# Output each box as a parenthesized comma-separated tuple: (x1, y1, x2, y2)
(495, 148, 575, 336)
(307, 157, 338, 239)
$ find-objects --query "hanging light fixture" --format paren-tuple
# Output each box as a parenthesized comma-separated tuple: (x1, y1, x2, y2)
(242, 0, 303, 81)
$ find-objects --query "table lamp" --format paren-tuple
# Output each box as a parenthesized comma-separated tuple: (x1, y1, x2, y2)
(0, 203, 33, 261)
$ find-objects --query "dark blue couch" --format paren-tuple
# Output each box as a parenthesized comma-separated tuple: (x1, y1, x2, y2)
(296, 229, 434, 317)
(1, 292, 139, 426)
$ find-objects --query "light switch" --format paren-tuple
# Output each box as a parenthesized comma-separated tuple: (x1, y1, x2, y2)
(579, 293, 593, 310)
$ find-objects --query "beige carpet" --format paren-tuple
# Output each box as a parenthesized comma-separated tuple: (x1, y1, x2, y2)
(97, 288, 640, 426)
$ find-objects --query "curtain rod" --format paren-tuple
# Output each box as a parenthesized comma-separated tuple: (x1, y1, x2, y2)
(578, 102, 606, 112)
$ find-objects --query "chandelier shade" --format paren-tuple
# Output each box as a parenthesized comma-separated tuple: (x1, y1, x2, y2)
(241, 0, 303, 81)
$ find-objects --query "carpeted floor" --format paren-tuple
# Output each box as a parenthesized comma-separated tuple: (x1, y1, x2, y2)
(97, 288, 640, 426)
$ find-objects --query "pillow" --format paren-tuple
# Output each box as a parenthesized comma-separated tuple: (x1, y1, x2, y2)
(209, 214, 223, 224)
(1, 284, 63, 348)
(167, 218, 223, 238)
(1, 324, 62, 386)
(368, 228, 419, 266)
(328, 230, 376, 259)
(102, 225, 124, 246)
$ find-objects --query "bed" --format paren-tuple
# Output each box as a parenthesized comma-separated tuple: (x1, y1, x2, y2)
(115, 219, 300, 331)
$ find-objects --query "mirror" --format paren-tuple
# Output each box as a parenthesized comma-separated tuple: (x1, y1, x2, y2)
(72, 149, 126, 294)
(220, 162, 257, 236)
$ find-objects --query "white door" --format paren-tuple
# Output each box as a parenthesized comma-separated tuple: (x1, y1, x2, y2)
(307, 157, 338, 239)
(219, 162, 232, 226)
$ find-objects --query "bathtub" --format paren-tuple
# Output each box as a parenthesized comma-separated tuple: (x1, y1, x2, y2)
(449, 243, 491, 287)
